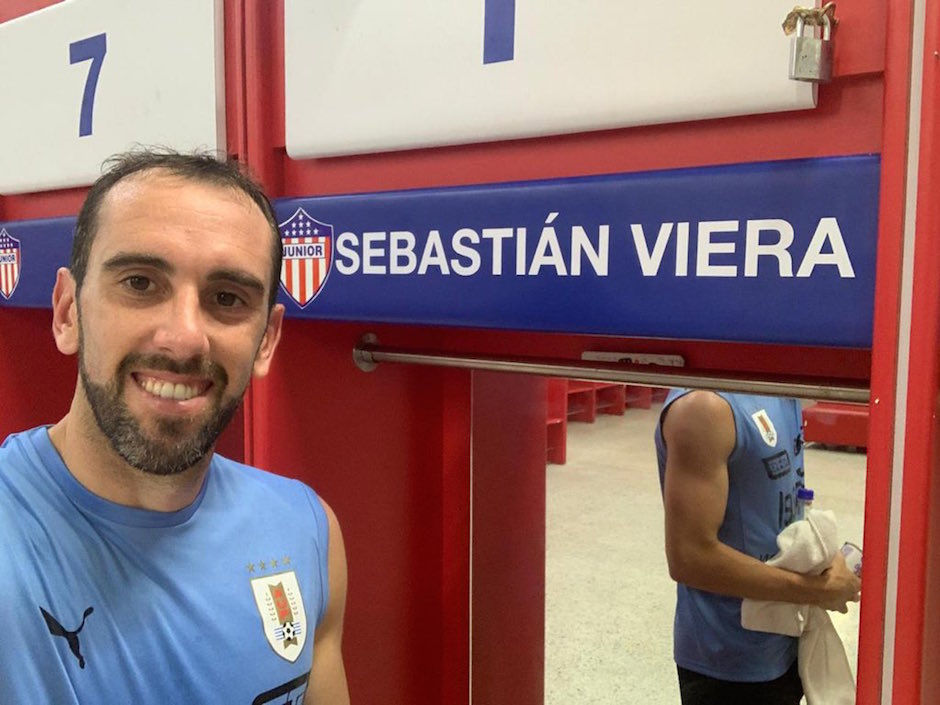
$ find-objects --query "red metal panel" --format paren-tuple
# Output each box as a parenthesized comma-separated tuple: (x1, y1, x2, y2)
(471, 371, 546, 705)
(0, 0, 59, 23)
(546, 379, 568, 464)
(893, 0, 940, 700)
(0, 308, 75, 441)
(441, 371, 472, 705)
(833, 1, 888, 77)
(855, 0, 918, 700)
(803, 403, 869, 448)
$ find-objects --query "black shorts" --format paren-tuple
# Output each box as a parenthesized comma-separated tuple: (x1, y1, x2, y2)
(676, 659, 803, 705)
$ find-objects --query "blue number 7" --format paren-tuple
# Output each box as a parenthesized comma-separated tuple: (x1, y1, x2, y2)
(69, 33, 107, 138)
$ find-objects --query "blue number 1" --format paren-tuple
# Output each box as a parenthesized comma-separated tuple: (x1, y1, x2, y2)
(483, 0, 515, 64)
(69, 33, 107, 138)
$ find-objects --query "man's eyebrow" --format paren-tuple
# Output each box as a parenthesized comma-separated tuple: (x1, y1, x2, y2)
(99, 255, 266, 296)
(101, 253, 173, 273)
(207, 269, 266, 296)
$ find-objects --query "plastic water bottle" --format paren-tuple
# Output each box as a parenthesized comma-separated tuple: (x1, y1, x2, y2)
(797, 487, 814, 512)
(799, 487, 862, 577)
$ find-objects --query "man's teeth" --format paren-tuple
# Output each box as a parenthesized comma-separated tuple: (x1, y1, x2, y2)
(140, 377, 200, 401)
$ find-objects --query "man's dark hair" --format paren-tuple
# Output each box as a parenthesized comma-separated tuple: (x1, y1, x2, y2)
(71, 148, 283, 309)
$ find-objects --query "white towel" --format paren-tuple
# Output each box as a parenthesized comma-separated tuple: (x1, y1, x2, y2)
(740, 509, 856, 705)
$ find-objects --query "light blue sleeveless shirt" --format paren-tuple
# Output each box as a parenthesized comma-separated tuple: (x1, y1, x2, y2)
(654, 390, 805, 681)
(0, 427, 330, 704)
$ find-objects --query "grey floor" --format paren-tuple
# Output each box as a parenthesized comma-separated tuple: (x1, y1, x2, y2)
(545, 401, 866, 704)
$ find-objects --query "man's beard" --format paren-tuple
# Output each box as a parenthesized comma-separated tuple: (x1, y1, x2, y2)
(79, 349, 240, 476)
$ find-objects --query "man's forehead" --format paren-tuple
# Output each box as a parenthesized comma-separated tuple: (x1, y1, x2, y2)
(88, 173, 275, 276)
(99, 169, 260, 216)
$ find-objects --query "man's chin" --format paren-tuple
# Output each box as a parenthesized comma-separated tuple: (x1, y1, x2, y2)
(117, 437, 213, 477)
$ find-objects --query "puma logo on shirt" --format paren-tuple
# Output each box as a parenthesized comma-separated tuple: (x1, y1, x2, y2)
(40, 606, 94, 669)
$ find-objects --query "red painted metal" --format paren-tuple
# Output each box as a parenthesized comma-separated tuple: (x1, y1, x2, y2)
(471, 372, 546, 705)
(859, 0, 917, 701)
(441, 370, 473, 705)
(0, 0, 59, 23)
(915, 6, 940, 702)
(803, 402, 869, 448)
(832, 1, 889, 77)
(0, 308, 75, 441)
(893, 0, 940, 700)
(546, 379, 568, 464)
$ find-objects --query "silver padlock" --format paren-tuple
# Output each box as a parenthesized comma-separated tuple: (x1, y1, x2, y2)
(789, 14, 833, 82)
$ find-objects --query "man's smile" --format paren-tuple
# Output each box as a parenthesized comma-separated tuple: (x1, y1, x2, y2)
(132, 373, 213, 403)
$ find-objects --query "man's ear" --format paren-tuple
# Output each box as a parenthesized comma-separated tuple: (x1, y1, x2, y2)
(252, 303, 285, 378)
(52, 268, 79, 355)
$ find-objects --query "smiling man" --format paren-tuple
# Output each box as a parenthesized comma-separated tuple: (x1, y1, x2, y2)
(0, 150, 349, 705)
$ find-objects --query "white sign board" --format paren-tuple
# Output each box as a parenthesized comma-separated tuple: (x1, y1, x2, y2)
(285, 0, 817, 158)
(0, 0, 225, 195)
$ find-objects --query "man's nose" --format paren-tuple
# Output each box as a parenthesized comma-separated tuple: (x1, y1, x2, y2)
(152, 289, 210, 359)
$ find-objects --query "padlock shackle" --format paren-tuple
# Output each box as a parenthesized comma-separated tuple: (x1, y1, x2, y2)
(795, 13, 832, 41)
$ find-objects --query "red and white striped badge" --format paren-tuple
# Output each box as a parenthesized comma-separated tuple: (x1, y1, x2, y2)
(0, 228, 22, 300)
(278, 209, 333, 308)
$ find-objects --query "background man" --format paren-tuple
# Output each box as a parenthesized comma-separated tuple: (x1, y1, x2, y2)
(655, 389, 861, 705)
(0, 150, 349, 704)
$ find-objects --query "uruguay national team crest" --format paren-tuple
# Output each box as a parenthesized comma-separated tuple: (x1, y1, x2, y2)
(251, 571, 308, 662)
(279, 208, 333, 307)
(0, 228, 22, 300)
(751, 409, 778, 447)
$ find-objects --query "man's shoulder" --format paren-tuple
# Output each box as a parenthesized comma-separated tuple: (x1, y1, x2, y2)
(0, 429, 62, 566)
(210, 454, 321, 509)
(0, 427, 50, 497)
(0, 426, 43, 458)
(665, 390, 732, 425)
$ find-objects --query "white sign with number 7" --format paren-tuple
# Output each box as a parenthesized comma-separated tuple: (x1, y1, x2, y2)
(0, 0, 224, 195)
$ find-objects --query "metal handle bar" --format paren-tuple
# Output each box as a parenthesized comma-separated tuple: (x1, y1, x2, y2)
(353, 334, 869, 404)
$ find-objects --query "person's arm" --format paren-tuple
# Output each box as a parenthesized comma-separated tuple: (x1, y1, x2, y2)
(662, 390, 860, 612)
(305, 500, 350, 705)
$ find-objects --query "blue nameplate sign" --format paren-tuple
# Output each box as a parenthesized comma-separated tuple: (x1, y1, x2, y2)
(1, 156, 879, 347)
(274, 156, 879, 346)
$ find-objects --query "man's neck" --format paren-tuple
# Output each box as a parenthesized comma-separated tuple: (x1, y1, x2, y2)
(47, 412, 211, 513)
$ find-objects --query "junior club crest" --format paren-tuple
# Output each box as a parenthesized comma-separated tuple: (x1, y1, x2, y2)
(250, 570, 308, 662)
(279, 208, 333, 308)
(751, 409, 778, 447)
(0, 228, 22, 300)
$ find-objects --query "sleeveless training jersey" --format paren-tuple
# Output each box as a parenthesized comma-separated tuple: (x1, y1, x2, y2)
(0, 427, 330, 705)
(654, 390, 805, 682)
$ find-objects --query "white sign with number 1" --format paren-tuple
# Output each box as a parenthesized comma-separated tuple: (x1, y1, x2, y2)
(285, 0, 816, 158)
(0, 0, 225, 195)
